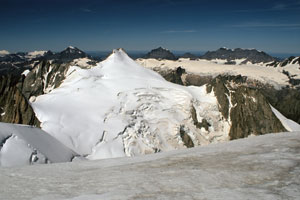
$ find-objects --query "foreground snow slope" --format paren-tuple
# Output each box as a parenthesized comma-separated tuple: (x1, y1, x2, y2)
(31, 49, 229, 159)
(0, 131, 299, 200)
(0, 122, 76, 167)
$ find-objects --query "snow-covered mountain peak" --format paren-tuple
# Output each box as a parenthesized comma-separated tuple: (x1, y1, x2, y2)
(0, 50, 10, 56)
(109, 48, 130, 60)
(102, 48, 160, 79)
(31, 47, 230, 159)
(63, 46, 83, 54)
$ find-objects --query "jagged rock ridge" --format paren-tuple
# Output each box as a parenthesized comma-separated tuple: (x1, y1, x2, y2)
(201, 47, 276, 64)
(206, 75, 286, 139)
(0, 47, 97, 126)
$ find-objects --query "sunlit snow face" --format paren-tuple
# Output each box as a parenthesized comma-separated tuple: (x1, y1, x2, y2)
(30, 49, 229, 159)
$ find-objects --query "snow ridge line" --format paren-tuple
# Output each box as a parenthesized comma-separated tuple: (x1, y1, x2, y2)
(0, 134, 12, 149)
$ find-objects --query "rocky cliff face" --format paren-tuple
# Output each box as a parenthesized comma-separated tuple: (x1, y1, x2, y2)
(144, 47, 177, 60)
(0, 47, 96, 126)
(201, 47, 276, 64)
(150, 67, 288, 139)
(261, 87, 300, 124)
(0, 75, 40, 126)
(206, 76, 286, 139)
(152, 64, 300, 126)
(19, 60, 71, 99)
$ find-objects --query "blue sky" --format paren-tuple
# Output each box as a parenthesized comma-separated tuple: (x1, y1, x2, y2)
(1, 0, 300, 54)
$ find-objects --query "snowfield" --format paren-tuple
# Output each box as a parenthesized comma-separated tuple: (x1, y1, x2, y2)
(136, 58, 296, 89)
(0, 122, 76, 167)
(0, 131, 299, 200)
(31, 49, 230, 159)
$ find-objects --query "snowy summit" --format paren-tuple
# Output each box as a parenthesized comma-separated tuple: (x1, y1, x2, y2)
(31, 48, 229, 160)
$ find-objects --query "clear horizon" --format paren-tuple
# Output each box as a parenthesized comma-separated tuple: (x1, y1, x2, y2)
(1, 0, 300, 54)
(1, 47, 297, 58)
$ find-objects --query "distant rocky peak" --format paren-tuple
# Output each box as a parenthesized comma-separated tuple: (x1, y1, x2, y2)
(157, 46, 169, 51)
(144, 47, 176, 60)
(62, 46, 84, 54)
(201, 47, 276, 64)
(49, 46, 89, 62)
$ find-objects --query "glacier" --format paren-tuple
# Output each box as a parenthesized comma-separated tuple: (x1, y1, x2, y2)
(31, 49, 230, 160)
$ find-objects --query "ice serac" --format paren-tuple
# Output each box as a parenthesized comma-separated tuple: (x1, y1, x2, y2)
(0, 122, 77, 167)
(31, 49, 230, 160)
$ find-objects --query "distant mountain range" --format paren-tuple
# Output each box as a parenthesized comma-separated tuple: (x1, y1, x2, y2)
(0, 46, 299, 167)
(200, 47, 277, 64)
(2, 46, 297, 64)
(0, 46, 96, 76)
(141, 47, 281, 64)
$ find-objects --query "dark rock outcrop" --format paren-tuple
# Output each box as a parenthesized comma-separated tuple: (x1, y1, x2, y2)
(179, 125, 194, 148)
(280, 56, 299, 67)
(0, 75, 40, 126)
(151, 66, 288, 139)
(144, 47, 176, 60)
(261, 87, 300, 124)
(229, 86, 286, 139)
(201, 47, 276, 64)
(151, 67, 185, 85)
(206, 75, 286, 139)
(0, 53, 25, 63)
(0, 46, 96, 127)
(19, 60, 71, 99)
(191, 106, 211, 131)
